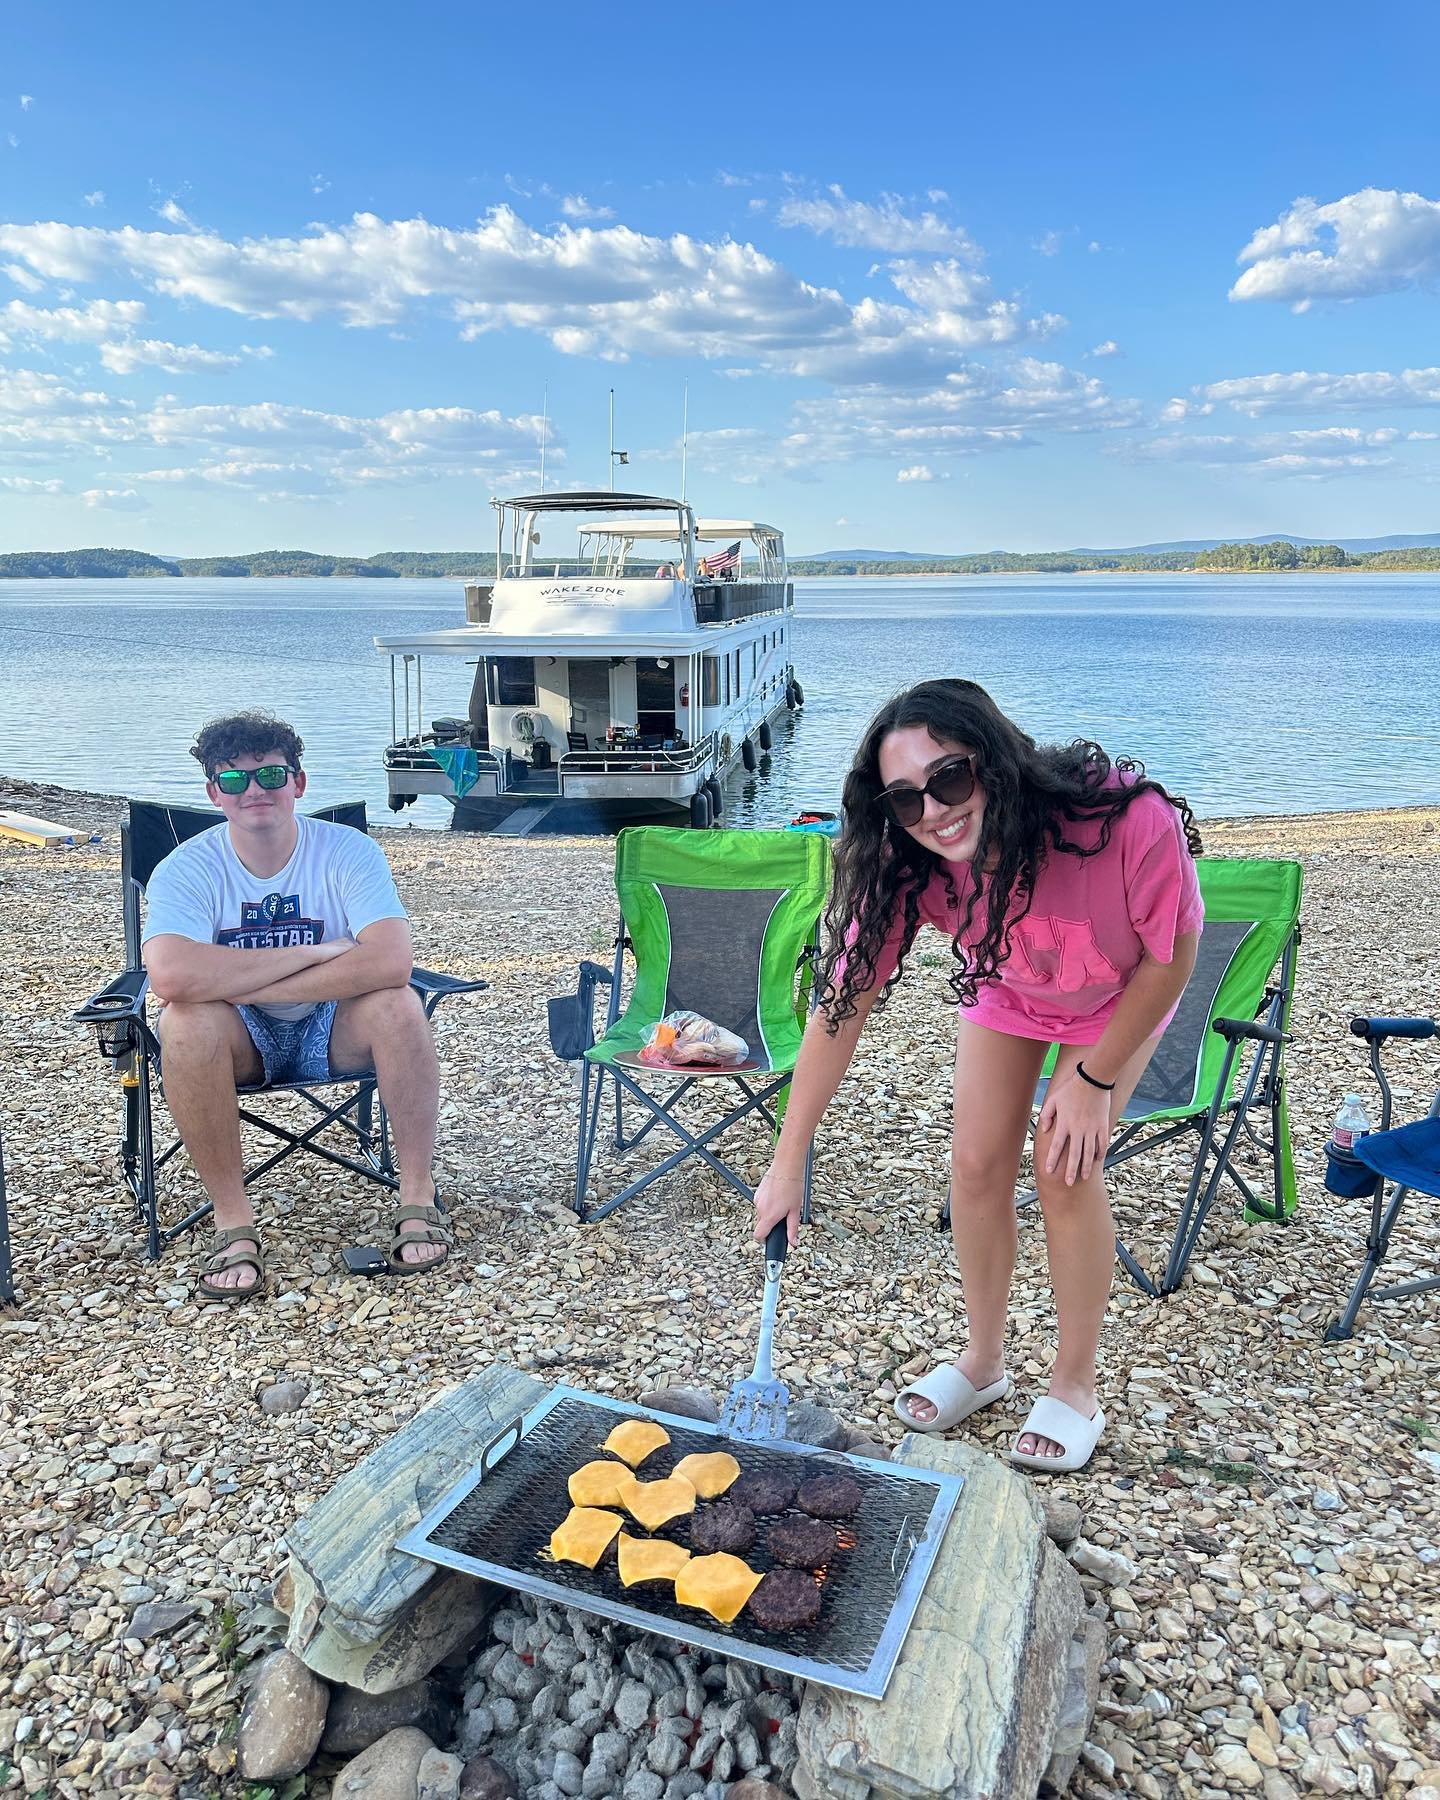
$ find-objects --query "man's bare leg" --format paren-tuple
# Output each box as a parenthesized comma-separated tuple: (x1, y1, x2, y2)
(157, 1001, 265, 1292)
(330, 988, 443, 1266)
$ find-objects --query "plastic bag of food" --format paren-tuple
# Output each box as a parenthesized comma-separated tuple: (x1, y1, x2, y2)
(638, 1010, 749, 1067)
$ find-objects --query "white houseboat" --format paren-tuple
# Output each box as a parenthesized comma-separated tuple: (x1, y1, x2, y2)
(375, 490, 803, 828)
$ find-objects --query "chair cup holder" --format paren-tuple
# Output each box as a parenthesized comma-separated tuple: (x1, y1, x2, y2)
(1324, 1142, 1381, 1199)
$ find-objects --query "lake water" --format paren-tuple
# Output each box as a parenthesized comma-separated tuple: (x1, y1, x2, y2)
(2, 572, 1438, 827)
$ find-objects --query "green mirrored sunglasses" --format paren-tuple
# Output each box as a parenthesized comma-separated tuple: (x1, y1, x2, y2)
(213, 764, 294, 795)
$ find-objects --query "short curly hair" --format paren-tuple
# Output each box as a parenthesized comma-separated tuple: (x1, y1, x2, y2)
(190, 711, 305, 779)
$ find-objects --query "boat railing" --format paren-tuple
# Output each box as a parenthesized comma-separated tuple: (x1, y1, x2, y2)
(558, 733, 717, 776)
(693, 580, 792, 623)
(385, 735, 502, 775)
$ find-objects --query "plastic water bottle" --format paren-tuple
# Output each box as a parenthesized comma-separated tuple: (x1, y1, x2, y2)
(1329, 1093, 1372, 1153)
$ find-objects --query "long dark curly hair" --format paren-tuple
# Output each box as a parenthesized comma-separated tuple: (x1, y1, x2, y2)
(819, 679, 1202, 1027)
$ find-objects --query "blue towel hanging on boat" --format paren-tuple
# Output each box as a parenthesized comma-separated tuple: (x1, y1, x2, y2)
(428, 744, 481, 798)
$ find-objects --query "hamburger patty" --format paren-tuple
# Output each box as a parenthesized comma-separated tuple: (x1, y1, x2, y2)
(730, 1471, 798, 1515)
(747, 1567, 823, 1632)
(689, 1501, 757, 1555)
(767, 1515, 839, 1569)
(797, 1472, 863, 1520)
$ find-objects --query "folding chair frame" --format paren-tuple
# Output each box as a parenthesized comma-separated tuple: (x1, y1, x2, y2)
(559, 933, 820, 1224)
(0, 1130, 13, 1306)
(74, 803, 486, 1261)
(1326, 1015, 1440, 1342)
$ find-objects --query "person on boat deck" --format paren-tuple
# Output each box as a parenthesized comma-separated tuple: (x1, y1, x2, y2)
(752, 679, 1203, 1474)
(141, 710, 451, 1302)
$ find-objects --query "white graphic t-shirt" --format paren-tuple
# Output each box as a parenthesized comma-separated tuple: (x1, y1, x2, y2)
(141, 814, 407, 1020)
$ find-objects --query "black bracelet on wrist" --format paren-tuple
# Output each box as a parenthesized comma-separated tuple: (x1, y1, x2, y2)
(1075, 1059, 1117, 1092)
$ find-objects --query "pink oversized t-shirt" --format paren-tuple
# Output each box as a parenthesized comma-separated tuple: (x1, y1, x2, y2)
(846, 786, 1204, 1044)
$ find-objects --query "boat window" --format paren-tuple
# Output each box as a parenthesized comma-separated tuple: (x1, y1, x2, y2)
(750, 641, 757, 679)
(488, 656, 537, 706)
(703, 655, 720, 706)
(723, 655, 731, 705)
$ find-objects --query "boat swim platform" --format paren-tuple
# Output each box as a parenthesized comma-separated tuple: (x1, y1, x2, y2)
(448, 793, 691, 838)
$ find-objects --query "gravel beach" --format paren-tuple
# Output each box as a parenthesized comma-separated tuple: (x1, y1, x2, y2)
(1, 777, 1438, 1798)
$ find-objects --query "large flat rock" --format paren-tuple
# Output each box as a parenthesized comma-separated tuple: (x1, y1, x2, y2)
(284, 1361, 547, 1690)
(792, 1436, 1087, 1800)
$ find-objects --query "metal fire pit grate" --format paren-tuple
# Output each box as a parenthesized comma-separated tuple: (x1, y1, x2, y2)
(397, 1387, 964, 1700)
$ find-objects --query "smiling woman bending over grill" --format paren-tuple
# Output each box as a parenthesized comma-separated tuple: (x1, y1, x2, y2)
(752, 679, 1203, 1473)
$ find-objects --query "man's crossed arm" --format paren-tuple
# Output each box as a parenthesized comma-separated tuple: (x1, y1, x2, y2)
(143, 918, 414, 1007)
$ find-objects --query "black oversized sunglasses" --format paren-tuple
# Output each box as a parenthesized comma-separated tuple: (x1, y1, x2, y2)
(213, 764, 295, 795)
(875, 754, 978, 829)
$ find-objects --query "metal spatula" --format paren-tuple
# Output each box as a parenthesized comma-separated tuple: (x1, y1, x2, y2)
(721, 1221, 791, 1441)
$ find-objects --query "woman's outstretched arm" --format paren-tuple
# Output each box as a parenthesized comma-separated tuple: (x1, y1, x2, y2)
(753, 987, 879, 1243)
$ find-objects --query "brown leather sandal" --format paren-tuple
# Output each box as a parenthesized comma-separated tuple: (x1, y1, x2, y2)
(386, 1195, 452, 1275)
(197, 1225, 266, 1303)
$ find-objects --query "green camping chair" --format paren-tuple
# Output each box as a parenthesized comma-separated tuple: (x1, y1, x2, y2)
(547, 826, 831, 1223)
(940, 856, 1304, 1296)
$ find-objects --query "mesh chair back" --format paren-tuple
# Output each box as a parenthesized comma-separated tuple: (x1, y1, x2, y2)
(1037, 857, 1302, 1119)
(122, 799, 369, 963)
(1122, 857, 1302, 1120)
(592, 826, 831, 1072)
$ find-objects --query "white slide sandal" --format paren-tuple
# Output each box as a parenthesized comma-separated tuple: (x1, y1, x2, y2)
(1008, 1396, 1107, 1473)
(893, 1363, 1013, 1434)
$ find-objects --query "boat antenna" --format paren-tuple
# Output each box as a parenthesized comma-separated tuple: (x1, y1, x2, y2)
(609, 387, 615, 492)
(680, 380, 689, 503)
(539, 381, 549, 493)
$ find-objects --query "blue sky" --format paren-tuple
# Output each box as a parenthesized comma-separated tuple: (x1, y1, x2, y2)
(3, 0, 1439, 555)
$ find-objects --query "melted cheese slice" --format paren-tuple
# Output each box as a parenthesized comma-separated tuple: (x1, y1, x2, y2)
(548, 1507, 623, 1569)
(617, 1473, 697, 1531)
(602, 1419, 671, 1468)
(567, 1459, 629, 1508)
(616, 1532, 692, 1588)
(671, 1451, 741, 1499)
(675, 1551, 764, 1624)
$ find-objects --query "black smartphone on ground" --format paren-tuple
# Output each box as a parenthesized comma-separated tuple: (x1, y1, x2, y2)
(341, 1245, 388, 1276)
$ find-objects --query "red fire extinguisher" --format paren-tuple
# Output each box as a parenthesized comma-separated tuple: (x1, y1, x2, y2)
(679, 681, 690, 707)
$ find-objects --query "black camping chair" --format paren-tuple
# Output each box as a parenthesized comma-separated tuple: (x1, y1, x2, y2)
(1326, 1015, 1440, 1341)
(74, 800, 487, 1260)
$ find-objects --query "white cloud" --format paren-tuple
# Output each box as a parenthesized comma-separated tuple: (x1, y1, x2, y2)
(4, 262, 46, 293)
(1089, 339, 1120, 358)
(157, 198, 197, 228)
(1159, 396, 1212, 422)
(897, 464, 942, 482)
(0, 296, 268, 375)
(83, 190, 106, 208)
(1033, 230, 1064, 257)
(7, 135, 18, 150)
(560, 194, 614, 221)
(1200, 366, 1440, 415)
(1124, 427, 1414, 477)
(0, 474, 63, 493)
(775, 185, 976, 254)
(1232, 188, 1440, 307)
(81, 486, 148, 510)
(19, 95, 33, 111)
(0, 207, 1066, 389)
(311, 174, 330, 195)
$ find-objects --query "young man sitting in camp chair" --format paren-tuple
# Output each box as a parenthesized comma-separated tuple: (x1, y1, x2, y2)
(141, 710, 449, 1300)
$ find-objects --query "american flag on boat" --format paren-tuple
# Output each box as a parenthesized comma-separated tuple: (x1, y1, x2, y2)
(705, 541, 741, 576)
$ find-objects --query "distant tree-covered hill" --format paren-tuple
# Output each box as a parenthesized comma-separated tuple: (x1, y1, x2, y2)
(0, 547, 180, 578)
(4, 541, 1439, 579)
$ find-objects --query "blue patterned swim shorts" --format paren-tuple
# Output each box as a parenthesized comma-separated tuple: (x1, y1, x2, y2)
(236, 1001, 339, 1086)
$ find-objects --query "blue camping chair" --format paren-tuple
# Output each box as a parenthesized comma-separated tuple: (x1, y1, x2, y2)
(1326, 1014, 1440, 1341)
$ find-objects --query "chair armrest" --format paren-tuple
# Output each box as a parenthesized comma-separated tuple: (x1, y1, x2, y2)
(410, 967, 489, 998)
(74, 967, 148, 1024)
(1350, 1015, 1437, 1043)
(578, 960, 614, 987)
(1213, 1016, 1288, 1045)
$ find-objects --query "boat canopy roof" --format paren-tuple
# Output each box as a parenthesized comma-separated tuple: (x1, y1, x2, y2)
(495, 489, 685, 514)
(581, 517, 782, 544)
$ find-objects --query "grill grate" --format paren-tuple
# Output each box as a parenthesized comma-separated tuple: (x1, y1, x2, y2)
(398, 1387, 964, 1700)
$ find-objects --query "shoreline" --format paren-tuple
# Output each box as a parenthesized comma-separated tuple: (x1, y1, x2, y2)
(6, 770, 1440, 842)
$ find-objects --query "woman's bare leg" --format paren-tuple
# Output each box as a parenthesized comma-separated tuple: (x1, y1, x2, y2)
(1018, 1035, 1160, 1456)
(902, 1021, 1048, 1422)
